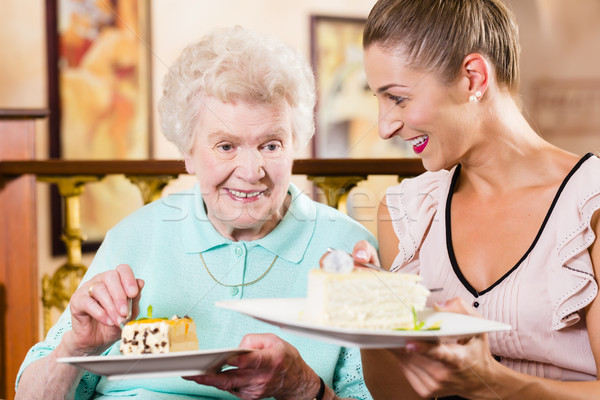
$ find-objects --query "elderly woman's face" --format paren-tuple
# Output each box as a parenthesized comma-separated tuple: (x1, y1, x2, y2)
(184, 97, 295, 241)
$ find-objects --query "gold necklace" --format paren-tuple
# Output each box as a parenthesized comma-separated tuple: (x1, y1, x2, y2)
(199, 253, 278, 287)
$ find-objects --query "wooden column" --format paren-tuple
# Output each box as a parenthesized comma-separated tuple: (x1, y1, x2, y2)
(0, 109, 47, 399)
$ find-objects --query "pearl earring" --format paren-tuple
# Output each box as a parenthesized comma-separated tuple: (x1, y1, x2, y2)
(469, 90, 483, 103)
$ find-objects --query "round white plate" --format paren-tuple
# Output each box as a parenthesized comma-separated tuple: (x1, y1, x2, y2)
(216, 298, 512, 348)
(58, 348, 251, 380)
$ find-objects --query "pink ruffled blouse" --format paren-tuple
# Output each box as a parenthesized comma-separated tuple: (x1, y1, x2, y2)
(387, 153, 600, 381)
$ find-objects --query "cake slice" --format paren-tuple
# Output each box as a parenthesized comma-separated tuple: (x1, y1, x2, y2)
(305, 269, 430, 330)
(120, 315, 199, 355)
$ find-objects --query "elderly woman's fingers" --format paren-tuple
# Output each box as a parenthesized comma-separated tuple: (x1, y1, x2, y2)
(352, 240, 381, 267)
(88, 265, 143, 325)
(130, 278, 145, 319)
(102, 269, 130, 320)
(186, 333, 320, 400)
(84, 286, 118, 326)
(115, 264, 140, 298)
(237, 332, 278, 349)
(184, 369, 271, 400)
(81, 265, 142, 326)
(232, 333, 286, 369)
(87, 280, 122, 326)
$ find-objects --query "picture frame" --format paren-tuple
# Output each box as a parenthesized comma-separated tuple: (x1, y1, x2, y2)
(46, 0, 152, 255)
(309, 15, 413, 158)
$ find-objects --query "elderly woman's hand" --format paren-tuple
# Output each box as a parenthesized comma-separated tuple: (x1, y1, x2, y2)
(64, 264, 144, 356)
(184, 333, 324, 400)
(389, 298, 504, 399)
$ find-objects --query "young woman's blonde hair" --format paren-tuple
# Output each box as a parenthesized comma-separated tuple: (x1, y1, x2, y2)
(158, 26, 316, 155)
(363, 0, 521, 93)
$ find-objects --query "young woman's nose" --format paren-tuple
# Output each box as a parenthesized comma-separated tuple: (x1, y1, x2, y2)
(377, 105, 404, 140)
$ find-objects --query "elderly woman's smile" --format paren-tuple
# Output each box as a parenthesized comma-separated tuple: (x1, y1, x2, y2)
(184, 96, 295, 241)
(226, 189, 264, 199)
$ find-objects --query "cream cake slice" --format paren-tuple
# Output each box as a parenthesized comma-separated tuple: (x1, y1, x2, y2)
(120, 315, 199, 355)
(305, 269, 430, 330)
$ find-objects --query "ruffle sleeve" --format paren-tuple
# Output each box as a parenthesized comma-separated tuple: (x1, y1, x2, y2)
(386, 169, 451, 273)
(549, 157, 600, 330)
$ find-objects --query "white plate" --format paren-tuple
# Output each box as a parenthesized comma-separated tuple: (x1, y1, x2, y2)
(58, 348, 251, 380)
(216, 298, 512, 348)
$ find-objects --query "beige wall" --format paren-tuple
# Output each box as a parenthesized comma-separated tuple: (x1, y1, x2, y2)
(1, 0, 599, 339)
(507, 0, 600, 154)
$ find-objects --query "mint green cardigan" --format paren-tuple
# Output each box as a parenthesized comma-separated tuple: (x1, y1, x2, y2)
(18, 184, 376, 399)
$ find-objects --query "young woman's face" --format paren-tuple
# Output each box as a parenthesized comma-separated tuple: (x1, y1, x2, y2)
(363, 44, 468, 171)
(184, 97, 295, 241)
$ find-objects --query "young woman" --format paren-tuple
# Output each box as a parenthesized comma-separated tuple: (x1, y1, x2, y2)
(354, 0, 600, 398)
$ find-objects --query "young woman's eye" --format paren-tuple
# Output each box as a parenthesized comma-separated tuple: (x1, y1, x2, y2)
(389, 95, 406, 105)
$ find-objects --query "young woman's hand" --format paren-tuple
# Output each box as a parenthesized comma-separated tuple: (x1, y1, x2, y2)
(390, 298, 502, 399)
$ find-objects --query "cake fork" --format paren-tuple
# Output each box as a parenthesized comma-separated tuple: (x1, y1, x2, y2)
(120, 297, 132, 329)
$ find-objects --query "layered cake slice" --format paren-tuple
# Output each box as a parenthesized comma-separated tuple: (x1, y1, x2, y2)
(305, 269, 430, 330)
(120, 315, 199, 355)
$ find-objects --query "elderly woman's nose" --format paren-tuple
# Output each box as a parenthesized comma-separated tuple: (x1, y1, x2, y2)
(235, 149, 266, 181)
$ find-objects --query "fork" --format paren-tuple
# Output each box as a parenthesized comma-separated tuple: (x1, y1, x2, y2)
(119, 298, 132, 329)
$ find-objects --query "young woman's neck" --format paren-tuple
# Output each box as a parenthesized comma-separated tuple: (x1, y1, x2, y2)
(457, 96, 562, 196)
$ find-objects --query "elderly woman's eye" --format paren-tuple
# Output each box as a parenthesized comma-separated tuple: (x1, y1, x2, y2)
(218, 143, 234, 152)
(263, 142, 281, 152)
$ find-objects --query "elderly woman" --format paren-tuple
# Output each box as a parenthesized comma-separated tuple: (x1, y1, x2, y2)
(16, 27, 376, 400)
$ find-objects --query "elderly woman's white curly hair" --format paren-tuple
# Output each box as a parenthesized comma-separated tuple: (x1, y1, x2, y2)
(158, 26, 316, 155)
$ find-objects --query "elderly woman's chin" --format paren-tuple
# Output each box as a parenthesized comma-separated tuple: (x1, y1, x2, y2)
(207, 191, 291, 240)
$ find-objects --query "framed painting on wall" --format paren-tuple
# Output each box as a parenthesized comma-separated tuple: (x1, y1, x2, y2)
(46, 0, 152, 254)
(310, 15, 413, 158)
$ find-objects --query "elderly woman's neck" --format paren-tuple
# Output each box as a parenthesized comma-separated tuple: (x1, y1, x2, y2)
(210, 193, 292, 242)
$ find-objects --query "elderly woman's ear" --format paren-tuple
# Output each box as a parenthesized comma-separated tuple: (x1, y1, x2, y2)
(184, 153, 195, 175)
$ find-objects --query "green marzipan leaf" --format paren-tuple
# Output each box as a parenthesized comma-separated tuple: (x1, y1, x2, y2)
(393, 307, 442, 331)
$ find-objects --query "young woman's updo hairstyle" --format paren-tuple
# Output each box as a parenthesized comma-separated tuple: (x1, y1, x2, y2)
(159, 26, 316, 155)
(363, 0, 520, 93)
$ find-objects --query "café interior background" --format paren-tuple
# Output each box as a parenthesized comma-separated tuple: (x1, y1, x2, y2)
(1, 0, 599, 338)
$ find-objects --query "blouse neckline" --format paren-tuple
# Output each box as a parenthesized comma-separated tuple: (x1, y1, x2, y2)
(445, 152, 594, 297)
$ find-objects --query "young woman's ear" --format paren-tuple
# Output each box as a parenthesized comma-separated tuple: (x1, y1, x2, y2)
(463, 53, 489, 101)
